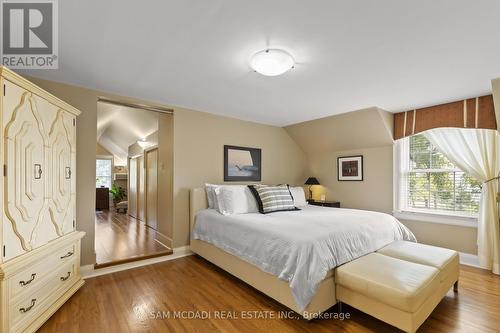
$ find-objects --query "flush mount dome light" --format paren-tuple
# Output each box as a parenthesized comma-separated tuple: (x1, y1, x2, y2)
(137, 139, 148, 148)
(250, 49, 295, 76)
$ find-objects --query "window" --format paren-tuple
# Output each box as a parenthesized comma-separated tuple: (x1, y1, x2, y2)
(395, 134, 481, 218)
(96, 158, 112, 188)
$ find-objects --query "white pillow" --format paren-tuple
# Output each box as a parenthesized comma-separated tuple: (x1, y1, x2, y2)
(214, 185, 258, 215)
(205, 184, 247, 210)
(205, 184, 218, 209)
(289, 186, 308, 207)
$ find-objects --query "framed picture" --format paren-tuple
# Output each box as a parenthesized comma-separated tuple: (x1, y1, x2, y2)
(224, 145, 262, 182)
(337, 155, 363, 181)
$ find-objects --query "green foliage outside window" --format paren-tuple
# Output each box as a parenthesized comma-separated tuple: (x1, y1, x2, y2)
(407, 134, 481, 215)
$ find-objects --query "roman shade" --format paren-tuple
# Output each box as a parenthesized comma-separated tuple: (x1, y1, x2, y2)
(393, 95, 497, 140)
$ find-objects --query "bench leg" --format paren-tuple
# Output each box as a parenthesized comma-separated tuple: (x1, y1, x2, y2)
(453, 280, 458, 292)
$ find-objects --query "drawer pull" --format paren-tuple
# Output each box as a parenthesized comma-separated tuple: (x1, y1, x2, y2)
(19, 273, 37, 286)
(60, 272, 71, 281)
(19, 299, 36, 313)
(60, 251, 74, 259)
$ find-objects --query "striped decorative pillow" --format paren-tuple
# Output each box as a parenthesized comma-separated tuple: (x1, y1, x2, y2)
(248, 185, 299, 214)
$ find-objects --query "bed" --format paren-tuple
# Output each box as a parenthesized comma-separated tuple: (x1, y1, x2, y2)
(189, 187, 416, 318)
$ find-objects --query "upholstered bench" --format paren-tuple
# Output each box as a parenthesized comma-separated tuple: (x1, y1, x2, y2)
(377, 241, 459, 291)
(115, 200, 128, 213)
(335, 252, 453, 333)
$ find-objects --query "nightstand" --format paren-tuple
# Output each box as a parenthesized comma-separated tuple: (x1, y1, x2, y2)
(307, 200, 340, 208)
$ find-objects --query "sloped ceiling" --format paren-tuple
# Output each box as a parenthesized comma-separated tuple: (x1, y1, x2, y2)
(284, 107, 394, 154)
(97, 102, 159, 165)
(21, 0, 500, 126)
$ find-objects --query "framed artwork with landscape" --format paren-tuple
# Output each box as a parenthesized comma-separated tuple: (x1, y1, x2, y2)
(224, 145, 262, 181)
(337, 155, 363, 181)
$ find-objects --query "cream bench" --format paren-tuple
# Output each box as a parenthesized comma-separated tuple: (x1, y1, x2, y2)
(377, 241, 459, 292)
(335, 242, 459, 333)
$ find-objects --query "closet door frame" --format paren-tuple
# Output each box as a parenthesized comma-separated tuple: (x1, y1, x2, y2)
(137, 155, 145, 222)
(144, 146, 159, 230)
(127, 156, 138, 219)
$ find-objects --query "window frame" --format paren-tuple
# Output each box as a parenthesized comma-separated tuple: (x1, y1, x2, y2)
(96, 156, 113, 189)
(393, 137, 478, 228)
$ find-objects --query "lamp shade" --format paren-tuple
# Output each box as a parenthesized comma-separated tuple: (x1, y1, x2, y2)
(305, 177, 320, 185)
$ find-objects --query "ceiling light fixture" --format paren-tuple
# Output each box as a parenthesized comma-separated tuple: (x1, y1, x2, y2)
(250, 49, 295, 76)
(137, 139, 148, 148)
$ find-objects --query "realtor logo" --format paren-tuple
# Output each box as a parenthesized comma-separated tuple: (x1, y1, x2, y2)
(1, 0, 58, 69)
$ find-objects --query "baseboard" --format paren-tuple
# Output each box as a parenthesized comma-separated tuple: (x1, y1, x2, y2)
(81, 246, 193, 279)
(459, 252, 482, 268)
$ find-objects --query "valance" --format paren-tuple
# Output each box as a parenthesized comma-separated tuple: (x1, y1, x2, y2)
(393, 95, 496, 140)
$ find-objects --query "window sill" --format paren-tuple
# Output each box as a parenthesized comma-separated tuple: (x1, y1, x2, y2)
(393, 210, 477, 228)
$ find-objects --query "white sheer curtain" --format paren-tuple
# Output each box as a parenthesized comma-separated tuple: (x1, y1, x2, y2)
(424, 128, 500, 274)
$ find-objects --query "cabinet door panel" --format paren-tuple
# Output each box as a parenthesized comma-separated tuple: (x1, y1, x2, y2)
(48, 110, 75, 236)
(3, 84, 49, 253)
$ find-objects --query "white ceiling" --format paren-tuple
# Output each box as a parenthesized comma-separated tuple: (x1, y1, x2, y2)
(97, 102, 158, 165)
(23, 0, 500, 126)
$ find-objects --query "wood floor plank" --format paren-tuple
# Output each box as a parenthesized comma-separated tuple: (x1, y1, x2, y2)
(94, 210, 171, 267)
(38, 256, 500, 333)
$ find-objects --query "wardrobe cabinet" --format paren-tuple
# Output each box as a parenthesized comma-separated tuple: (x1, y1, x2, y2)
(0, 66, 84, 333)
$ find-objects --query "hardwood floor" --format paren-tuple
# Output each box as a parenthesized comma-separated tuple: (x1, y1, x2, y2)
(39, 255, 500, 333)
(94, 210, 172, 268)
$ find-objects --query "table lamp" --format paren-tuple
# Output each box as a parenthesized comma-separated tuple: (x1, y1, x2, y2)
(304, 177, 320, 200)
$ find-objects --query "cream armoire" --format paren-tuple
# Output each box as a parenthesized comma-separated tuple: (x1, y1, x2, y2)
(0, 67, 85, 332)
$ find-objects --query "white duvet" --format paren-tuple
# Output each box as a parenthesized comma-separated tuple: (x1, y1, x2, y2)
(192, 205, 416, 310)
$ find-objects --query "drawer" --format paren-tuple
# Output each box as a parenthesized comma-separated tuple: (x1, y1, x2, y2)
(10, 242, 77, 299)
(10, 259, 78, 329)
(56, 243, 77, 262)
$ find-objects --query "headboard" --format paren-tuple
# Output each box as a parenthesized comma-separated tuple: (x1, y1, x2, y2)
(189, 188, 208, 235)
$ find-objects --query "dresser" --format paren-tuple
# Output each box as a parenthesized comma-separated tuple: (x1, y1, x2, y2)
(0, 66, 85, 333)
(95, 187, 110, 210)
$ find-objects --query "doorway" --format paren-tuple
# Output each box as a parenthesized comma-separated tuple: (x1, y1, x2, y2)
(94, 99, 174, 268)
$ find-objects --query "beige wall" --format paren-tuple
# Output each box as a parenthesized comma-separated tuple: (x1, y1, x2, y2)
(400, 220, 477, 254)
(308, 144, 478, 254)
(288, 108, 479, 255)
(27, 73, 479, 263)
(173, 108, 307, 247)
(285, 107, 394, 154)
(26, 76, 306, 263)
(308, 146, 394, 214)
